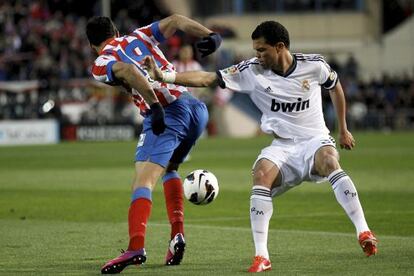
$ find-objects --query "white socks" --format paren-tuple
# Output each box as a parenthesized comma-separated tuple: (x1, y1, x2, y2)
(250, 186, 273, 259)
(328, 169, 370, 235)
(249, 171, 369, 260)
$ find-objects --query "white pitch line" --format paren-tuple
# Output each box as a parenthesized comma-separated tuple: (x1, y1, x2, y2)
(148, 222, 414, 241)
(181, 213, 345, 222)
(177, 210, 414, 222)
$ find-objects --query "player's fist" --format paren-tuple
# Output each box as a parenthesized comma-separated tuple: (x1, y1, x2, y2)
(196, 33, 222, 58)
(339, 130, 355, 150)
(150, 102, 166, 135)
(143, 56, 162, 81)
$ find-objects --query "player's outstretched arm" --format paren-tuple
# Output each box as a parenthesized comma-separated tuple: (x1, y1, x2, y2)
(112, 61, 166, 135)
(158, 14, 222, 57)
(143, 56, 218, 87)
(329, 81, 355, 150)
(158, 14, 211, 38)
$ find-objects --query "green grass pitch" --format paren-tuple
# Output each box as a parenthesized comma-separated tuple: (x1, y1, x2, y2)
(1, 132, 414, 275)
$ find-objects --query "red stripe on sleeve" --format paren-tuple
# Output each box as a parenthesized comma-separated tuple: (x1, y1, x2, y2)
(92, 64, 106, 76)
(155, 91, 168, 106)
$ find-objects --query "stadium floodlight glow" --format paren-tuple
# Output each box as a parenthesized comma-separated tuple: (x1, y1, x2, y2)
(42, 99, 55, 113)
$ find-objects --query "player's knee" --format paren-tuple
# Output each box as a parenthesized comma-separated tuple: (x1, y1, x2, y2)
(319, 153, 340, 176)
(253, 169, 273, 188)
(166, 162, 179, 172)
(132, 173, 156, 190)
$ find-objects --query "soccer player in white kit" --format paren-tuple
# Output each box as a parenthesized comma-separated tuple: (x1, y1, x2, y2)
(144, 20, 378, 273)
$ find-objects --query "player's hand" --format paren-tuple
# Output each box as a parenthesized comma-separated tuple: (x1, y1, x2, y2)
(339, 130, 355, 150)
(196, 33, 222, 58)
(150, 102, 166, 135)
(143, 56, 163, 81)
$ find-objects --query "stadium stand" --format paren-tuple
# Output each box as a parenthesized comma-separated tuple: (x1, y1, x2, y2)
(0, 0, 413, 139)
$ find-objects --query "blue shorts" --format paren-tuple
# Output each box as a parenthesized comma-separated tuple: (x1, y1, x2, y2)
(135, 93, 208, 167)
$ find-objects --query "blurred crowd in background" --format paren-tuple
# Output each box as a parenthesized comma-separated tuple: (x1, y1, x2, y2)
(0, 0, 413, 133)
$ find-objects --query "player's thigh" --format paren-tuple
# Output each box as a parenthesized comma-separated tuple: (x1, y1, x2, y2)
(169, 101, 208, 165)
(136, 102, 192, 168)
(252, 158, 282, 189)
(133, 161, 165, 190)
(135, 127, 179, 167)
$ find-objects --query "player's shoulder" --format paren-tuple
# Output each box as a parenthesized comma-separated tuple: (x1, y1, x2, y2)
(294, 53, 332, 72)
(294, 53, 327, 63)
(132, 22, 160, 38)
(221, 58, 260, 76)
(234, 58, 261, 73)
(93, 53, 115, 66)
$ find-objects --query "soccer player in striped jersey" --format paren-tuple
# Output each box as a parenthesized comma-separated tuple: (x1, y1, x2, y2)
(145, 20, 377, 273)
(86, 14, 221, 274)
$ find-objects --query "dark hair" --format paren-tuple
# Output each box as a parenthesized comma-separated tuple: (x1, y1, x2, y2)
(86, 16, 117, 46)
(251, 21, 290, 49)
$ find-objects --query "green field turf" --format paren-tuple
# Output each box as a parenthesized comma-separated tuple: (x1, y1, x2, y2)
(1, 132, 414, 275)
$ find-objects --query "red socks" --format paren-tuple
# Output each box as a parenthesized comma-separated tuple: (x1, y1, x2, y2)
(128, 188, 152, 251)
(163, 177, 184, 239)
(127, 172, 184, 251)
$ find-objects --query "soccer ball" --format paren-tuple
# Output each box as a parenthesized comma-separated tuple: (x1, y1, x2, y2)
(183, 169, 219, 205)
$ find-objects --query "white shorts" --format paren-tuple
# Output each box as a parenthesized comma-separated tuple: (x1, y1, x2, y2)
(253, 135, 337, 197)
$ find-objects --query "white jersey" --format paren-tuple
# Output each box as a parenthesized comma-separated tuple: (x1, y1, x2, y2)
(218, 53, 338, 140)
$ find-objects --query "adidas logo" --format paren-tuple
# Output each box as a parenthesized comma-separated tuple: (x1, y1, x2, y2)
(264, 86, 273, 93)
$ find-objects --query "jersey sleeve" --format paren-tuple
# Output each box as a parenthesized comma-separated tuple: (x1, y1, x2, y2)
(133, 21, 166, 46)
(217, 61, 255, 93)
(91, 54, 118, 84)
(318, 58, 338, 90)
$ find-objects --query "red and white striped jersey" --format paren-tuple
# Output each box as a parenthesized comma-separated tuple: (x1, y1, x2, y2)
(91, 21, 187, 115)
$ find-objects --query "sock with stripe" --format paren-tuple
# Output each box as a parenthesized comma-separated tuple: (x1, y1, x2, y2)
(128, 187, 152, 251)
(250, 186, 273, 260)
(163, 171, 184, 239)
(328, 169, 370, 235)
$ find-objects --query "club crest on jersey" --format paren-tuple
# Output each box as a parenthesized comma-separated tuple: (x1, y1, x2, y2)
(302, 80, 310, 91)
(271, 98, 310, 112)
(222, 66, 238, 75)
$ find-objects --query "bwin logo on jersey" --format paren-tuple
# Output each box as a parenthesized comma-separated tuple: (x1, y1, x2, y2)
(271, 98, 310, 112)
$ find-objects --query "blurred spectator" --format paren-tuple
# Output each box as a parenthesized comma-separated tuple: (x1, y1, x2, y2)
(0, 0, 413, 132)
(173, 45, 203, 80)
(343, 54, 359, 79)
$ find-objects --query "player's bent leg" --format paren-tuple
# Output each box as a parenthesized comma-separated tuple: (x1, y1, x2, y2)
(101, 161, 164, 274)
(314, 147, 377, 256)
(128, 161, 165, 250)
(161, 102, 207, 265)
(248, 159, 280, 271)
